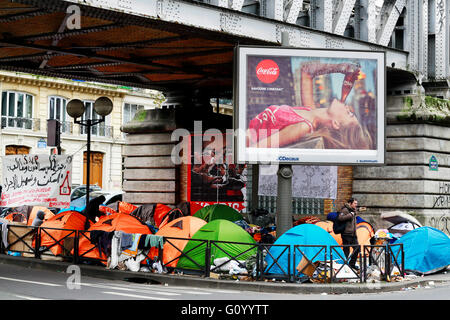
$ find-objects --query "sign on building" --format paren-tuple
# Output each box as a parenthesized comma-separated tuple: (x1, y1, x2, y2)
(235, 46, 386, 165)
(1, 154, 72, 208)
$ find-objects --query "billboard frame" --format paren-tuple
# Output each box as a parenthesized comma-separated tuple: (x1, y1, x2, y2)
(234, 45, 386, 166)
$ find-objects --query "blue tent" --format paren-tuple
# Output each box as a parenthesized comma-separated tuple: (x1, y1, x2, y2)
(393, 226, 450, 274)
(265, 224, 345, 276)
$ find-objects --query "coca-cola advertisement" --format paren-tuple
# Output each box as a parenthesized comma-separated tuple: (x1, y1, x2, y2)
(235, 46, 385, 165)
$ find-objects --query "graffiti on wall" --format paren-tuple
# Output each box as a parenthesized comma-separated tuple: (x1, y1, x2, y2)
(429, 212, 450, 235)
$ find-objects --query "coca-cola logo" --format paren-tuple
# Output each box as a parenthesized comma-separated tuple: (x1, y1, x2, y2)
(255, 59, 279, 84)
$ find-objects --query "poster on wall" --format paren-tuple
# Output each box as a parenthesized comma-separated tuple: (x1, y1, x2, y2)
(235, 46, 385, 165)
(187, 133, 247, 212)
(1, 154, 72, 208)
(258, 165, 337, 199)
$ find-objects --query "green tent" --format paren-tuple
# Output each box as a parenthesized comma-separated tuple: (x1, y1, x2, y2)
(193, 204, 242, 222)
(176, 219, 257, 270)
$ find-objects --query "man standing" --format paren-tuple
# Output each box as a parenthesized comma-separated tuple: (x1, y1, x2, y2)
(338, 198, 360, 271)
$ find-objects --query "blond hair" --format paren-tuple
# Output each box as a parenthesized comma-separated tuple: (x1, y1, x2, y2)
(305, 122, 373, 149)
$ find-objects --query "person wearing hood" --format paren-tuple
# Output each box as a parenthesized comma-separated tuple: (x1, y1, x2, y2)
(31, 210, 45, 227)
(337, 198, 361, 271)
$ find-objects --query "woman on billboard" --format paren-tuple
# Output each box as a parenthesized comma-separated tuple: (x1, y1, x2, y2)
(246, 61, 373, 150)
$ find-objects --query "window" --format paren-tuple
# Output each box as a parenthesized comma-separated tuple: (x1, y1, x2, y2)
(1, 91, 33, 129)
(122, 103, 144, 138)
(48, 96, 69, 133)
(123, 103, 144, 125)
(80, 100, 111, 137)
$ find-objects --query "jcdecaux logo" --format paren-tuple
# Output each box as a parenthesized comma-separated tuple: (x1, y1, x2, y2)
(277, 156, 299, 161)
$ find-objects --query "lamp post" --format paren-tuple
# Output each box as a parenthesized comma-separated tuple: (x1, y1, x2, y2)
(67, 97, 113, 208)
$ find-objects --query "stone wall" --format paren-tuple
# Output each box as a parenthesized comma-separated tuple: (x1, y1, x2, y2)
(353, 95, 450, 234)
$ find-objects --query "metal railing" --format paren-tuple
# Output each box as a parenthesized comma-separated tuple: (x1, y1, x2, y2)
(1, 117, 40, 131)
(0, 225, 404, 283)
(80, 123, 113, 138)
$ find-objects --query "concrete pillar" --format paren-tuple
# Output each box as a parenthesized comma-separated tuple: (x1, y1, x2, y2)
(121, 90, 232, 207)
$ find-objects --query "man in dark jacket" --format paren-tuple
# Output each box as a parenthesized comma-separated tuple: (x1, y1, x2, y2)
(338, 198, 360, 270)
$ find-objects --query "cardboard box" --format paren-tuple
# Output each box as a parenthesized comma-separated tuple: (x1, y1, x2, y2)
(7, 223, 36, 253)
(296, 257, 317, 277)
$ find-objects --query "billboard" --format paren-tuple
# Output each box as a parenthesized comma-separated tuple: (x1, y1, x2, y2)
(1, 154, 72, 208)
(187, 133, 247, 212)
(235, 46, 385, 165)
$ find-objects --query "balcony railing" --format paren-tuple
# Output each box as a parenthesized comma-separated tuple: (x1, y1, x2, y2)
(1, 116, 40, 131)
(80, 123, 114, 138)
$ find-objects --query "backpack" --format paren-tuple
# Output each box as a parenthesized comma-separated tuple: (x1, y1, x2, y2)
(332, 213, 347, 234)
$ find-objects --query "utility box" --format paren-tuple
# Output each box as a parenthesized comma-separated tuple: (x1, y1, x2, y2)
(47, 119, 60, 147)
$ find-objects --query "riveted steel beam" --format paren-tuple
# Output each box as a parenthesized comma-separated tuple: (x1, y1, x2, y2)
(377, 0, 406, 46)
(333, 0, 356, 36)
(51, 0, 407, 69)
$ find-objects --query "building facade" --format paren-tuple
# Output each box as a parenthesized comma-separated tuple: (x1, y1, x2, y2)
(0, 71, 161, 191)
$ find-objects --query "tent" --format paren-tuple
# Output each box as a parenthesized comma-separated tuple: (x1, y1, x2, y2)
(150, 216, 207, 267)
(77, 212, 152, 262)
(382, 211, 422, 239)
(314, 221, 342, 245)
(305, 219, 374, 249)
(4, 212, 27, 223)
(153, 203, 173, 228)
(38, 210, 87, 256)
(356, 221, 375, 249)
(176, 219, 257, 270)
(158, 208, 187, 229)
(27, 206, 55, 226)
(265, 224, 345, 276)
(193, 204, 242, 223)
(393, 226, 450, 274)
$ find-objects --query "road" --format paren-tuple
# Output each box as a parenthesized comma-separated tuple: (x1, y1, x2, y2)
(0, 263, 448, 302)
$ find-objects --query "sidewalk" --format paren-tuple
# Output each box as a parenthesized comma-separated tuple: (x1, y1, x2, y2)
(1, 254, 449, 295)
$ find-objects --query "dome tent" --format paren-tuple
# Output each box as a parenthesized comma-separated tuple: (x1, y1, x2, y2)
(38, 210, 87, 256)
(393, 226, 450, 274)
(150, 216, 207, 267)
(176, 219, 257, 270)
(77, 212, 152, 262)
(265, 224, 345, 276)
(193, 204, 242, 223)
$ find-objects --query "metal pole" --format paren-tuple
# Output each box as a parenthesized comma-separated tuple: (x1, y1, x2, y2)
(86, 119, 91, 209)
(276, 164, 293, 238)
(275, 31, 294, 239)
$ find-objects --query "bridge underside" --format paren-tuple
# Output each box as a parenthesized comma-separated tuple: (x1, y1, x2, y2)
(0, 0, 268, 97)
(0, 0, 413, 99)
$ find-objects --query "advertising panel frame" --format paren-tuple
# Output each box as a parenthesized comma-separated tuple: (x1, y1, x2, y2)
(234, 45, 386, 166)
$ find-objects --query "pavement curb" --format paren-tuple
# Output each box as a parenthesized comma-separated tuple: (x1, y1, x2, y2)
(0, 255, 447, 295)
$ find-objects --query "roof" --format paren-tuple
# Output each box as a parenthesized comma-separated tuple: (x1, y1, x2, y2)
(0, 0, 410, 100)
(0, 0, 268, 97)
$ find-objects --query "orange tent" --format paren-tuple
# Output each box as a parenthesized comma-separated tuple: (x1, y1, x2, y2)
(27, 206, 54, 226)
(153, 203, 172, 228)
(118, 201, 138, 214)
(315, 221, 343, 245)
(4, 212, 27, 223)
(150, 216, 206, 267)
(77, 212, 152, 262)
(38, 210, 87, 256)
(356, 221, 375, 250)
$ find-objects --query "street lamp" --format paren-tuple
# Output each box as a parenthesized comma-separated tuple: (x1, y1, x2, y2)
(67, 97, 113, 209)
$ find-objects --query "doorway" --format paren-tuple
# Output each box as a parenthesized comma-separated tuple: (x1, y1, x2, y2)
(83, 151, 104, 188)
